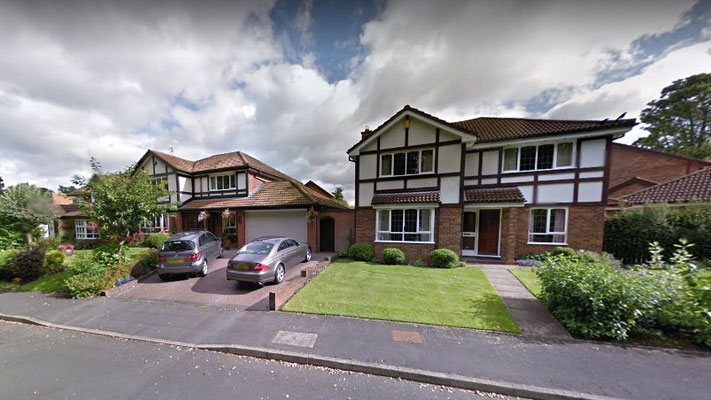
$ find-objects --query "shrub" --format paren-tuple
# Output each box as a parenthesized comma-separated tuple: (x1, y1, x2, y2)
(7, 246, 46, 282)
(550, 246, 577, 257)
(381, 248, 406, 265)
(131, 249, 158, 277)
(65, 268, 105, 299)
(348, 243, 374, 261)
(44, 250, 65, 274)
(428, 249, 460, 268)
(0, 249, 20, 281)
(145, 233, 169, 249)
(74, 241, 100, 250)
(0, 226, 23, 251)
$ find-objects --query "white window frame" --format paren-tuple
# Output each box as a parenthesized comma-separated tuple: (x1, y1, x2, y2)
(375, 206, 436, 244)
(502, 142, 575, 173)
(75, 219, 100, 240)
(527, 207, 568, 245)
(209, 173, 236, 191)
(140, 213, 170, 233)
(380, 148, 435, 177)
(223, 213, 237, 234)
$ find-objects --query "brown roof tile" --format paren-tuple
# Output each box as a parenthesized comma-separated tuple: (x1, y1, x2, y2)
(149, 150, 293, 180)
(370, 191, 440, 205)
(622, 167, 711, 205)
(464, 187, 525, 203)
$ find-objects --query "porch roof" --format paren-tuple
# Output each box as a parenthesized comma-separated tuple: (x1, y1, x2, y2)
(370, 191, 440, 205)
(464, 187, 525, 204)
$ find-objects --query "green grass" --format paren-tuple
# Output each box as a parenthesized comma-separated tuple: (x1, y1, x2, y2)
(510, 268, 542, 299)
(0, 280, 20, 291)
(283, 259, 519, 333)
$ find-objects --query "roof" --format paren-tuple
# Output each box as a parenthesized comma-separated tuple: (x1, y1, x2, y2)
(464, 187, 525, 203)
(370, 191, 440, 205)
(612, 143, 711, 165)
(56, 203, 85, 218)
(304, 180, 334, 199)
(144, 149, 293, 180)
(452, 117, 636, 143)
(179, 180, 348, 210)
(622, 167, 711, 205)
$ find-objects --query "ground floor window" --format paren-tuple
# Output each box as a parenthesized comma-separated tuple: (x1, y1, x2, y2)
(75, 219, 100, 240)
(528, 208, 567, 244)
(141, 213, 170, 233)
(223, 212, 237, 234)
(376, 207, 435, 243)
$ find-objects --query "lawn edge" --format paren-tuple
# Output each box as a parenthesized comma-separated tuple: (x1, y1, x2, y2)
(509, 268, 542, 299)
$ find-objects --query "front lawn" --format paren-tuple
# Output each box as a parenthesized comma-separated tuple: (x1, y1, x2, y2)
(509, 268, 542, 299)
(283, 259, 519, 333)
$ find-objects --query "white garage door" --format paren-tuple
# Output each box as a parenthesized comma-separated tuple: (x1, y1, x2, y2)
(245, 209, 308, 243)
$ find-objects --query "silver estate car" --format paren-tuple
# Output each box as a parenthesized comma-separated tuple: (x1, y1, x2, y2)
(157, 230, 223, 280)
(226, 236, 312, 285)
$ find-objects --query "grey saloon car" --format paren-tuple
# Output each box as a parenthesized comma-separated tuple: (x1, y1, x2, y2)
(226, 236, 312, 284)
(157, 230, 223, 280)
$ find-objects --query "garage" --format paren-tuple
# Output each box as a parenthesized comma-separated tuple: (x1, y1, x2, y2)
(245, 209, 308, 243)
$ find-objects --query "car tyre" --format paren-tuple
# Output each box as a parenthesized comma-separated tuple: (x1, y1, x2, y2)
(274, 264, 285, 284)
(217, 247, 223, 258)
(303, 247, 312, 262)
(199, 260, 208, 277)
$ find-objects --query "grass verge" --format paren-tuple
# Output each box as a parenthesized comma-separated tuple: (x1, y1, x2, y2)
(509, 268, 542, 299)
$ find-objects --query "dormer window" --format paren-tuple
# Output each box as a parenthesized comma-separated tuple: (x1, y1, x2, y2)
(209, 173, 236, 191)
(381, 149, 434, 177)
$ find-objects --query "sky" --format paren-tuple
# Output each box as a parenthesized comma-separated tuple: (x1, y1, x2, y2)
(1, 0, 710, 203)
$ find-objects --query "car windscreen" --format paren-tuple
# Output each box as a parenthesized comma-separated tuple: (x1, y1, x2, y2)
(161, 240, 195, 252)
(238, 242, 273, 255)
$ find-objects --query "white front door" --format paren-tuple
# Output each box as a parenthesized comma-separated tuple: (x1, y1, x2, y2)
(461, 211, 477, 257)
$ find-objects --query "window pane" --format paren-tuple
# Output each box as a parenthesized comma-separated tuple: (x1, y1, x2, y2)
(210, 177, 216, 190)
(381, 154, 392, 175)
(463, 236, 475, 250)
(549, 209, 566, 232)
(391, 210, 404, 232)
(404, 209, 417, 232)
(406, 151, 419, 174)
(230, 175, 236, 188)
(520, 146, 536, 170)
(419, 233, 431, 242)
(556, 143, 573, 167)
(503, 148, 518, 171)
(463, 212, 476, 232)
(389, 233, 403, 241)
(419, 209, 431, 231)
(530, 209, 548, 233)
(378, 210, 389, 232)
(393, 153, 406, 175)
(421, 150, 434, 172)
(537, 144, 554, 169)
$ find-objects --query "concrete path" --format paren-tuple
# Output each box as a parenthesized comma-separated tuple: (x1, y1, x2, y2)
(1, 291, 710, 400)
(477, 265, 570, 338)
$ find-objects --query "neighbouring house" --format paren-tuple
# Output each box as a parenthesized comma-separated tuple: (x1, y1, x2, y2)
(608, 143, 711, 199)
(617, 166, 711, 207)
(134, 150, 352, 252)
(347, 105, 636, 264)
(52, 192, 101, 243)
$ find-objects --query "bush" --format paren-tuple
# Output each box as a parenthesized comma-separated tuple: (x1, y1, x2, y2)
(550, 246, 577, 257)
(145, 233, 169, 249)
(64, 268, 105, 299)
(0, 226, 23, 251)
(0, 249, 20, 281)
(131, 249, 158, 277)
(381, 248, 406, 265)
(44, 250, 65, 274)
(64, 251, 132, 298)
(428, 249, 460, 268)
(7, 246, 46, 282)
(348, 243, 374, 261)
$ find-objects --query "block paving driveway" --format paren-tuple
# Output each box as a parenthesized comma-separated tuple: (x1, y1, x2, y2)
(120, 250, 318, 309)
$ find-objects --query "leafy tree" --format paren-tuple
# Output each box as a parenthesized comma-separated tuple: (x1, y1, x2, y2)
(331, 186, 349, 207)
(634, 73, 711, 159)
(0, 176, 4, 193)
(0, 183, 54, 243)
(58, 185, 78, 195)
(80, 165, 173, 259)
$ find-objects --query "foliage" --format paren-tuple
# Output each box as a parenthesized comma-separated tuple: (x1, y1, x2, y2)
(0, 176, 4, 192)
(515, 252, 548, 262)
(633, 73, 711, 159)
(604, 203, 711, 264)
(331, 187, 349, 207)
(428, 249, 461, 268)
(6, 246, 46, 282)
(348, 243, 374, 261)
(0, 249, 20, 281)
(63, 247, 132, 298)
(550, 246, 577, 257)
(44, 250, 65, 274)
(132, 248, 159, 277)
(381, 248, 406, 265)
(0, 225, 23, 251)
(80, 165, 173, 258)
(0, 183, 54, 243)
(145, 233, 169, 249)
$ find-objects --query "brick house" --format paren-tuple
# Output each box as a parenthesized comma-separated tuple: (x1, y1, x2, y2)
(347, 105, 636, 263)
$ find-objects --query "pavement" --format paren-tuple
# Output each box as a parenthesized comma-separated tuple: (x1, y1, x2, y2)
(0, 321, 510, 400)
(119, 249, 321, 309)
(0, 290, 709, 400)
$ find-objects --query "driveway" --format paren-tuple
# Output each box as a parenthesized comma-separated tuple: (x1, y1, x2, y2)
(119, 250, 318, 309)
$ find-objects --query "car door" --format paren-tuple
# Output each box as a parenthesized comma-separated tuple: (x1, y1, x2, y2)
(276, 240, 290, 266)
(288, 239, 302, 265)
(208, 233, 220, 260)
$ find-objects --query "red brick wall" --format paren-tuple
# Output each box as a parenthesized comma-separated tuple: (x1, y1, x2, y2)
(609, 144, 710, 197)
(236, 210, 246, 248)
(247, 172, 270, 193)
(437, 205, 462, 253)
(307, 215, 317, 252)
(319, 209, 355, 253)
(610, 181, 656, 198)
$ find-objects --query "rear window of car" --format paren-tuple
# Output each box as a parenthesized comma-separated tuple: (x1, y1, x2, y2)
(161, 240, 195, 252)
(238, 242, 273, 255)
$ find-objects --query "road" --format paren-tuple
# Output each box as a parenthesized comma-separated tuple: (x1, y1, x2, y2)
(0, 321, 515, 400)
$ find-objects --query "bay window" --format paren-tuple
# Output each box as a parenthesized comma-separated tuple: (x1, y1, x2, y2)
(209, 173, 236, 191)
(502, 142, 574, 172)
(75, 219, 100, 240)
(376, 208, 435, 243)
(528, 208, 567, 244)
(380, 149, 434, 176)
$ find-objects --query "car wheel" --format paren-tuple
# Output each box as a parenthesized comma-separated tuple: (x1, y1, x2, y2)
(217, 247, 223, 258)
(274, 264, 285, 284)
(303, 248, 312, 262)
(199, 260, 208, 277)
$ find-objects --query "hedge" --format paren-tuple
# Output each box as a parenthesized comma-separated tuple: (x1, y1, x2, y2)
(604, 204, 711, 264)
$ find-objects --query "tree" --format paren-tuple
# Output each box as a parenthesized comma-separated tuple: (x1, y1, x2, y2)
(57, 185, 78, 195)
(81, 166, 173, 259)
(0, 176, 4, 192)
(634, 73, 711, 159)
(0, 183, 54, 243)
(331, 186, 349, 207)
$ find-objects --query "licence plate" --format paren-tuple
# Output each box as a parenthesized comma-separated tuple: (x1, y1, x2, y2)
(168, 258, 184, 264)
(237, 263, 250, 271)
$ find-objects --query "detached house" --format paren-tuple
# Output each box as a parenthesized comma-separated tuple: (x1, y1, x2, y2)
(347, 105, 636, 263)
(134, 149, 352, 252)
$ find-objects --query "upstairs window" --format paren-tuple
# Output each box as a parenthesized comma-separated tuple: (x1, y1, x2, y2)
(380, 149, 434, 177)
(151, 177, 168, 190)
(209, 173, 236, 191)
(502, 142, 574, 172)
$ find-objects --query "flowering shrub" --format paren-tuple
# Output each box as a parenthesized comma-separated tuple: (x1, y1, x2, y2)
(197, 210, 210, 222)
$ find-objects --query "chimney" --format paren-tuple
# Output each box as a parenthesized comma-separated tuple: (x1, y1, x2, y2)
(361, 126, 371, 139)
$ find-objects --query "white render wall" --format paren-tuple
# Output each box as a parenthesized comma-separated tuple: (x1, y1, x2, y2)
(437, 144, 461, 173)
